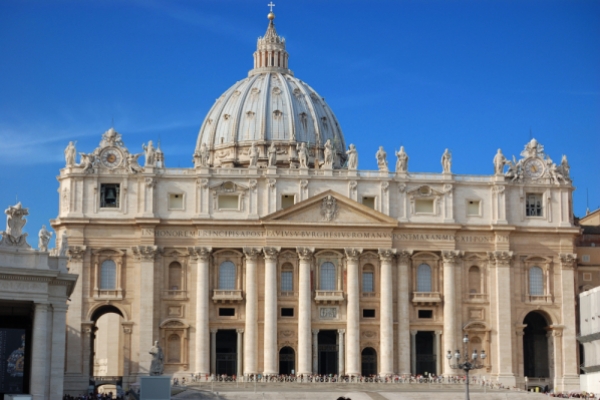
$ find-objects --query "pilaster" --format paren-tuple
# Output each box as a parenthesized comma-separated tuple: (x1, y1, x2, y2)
(557, 253, 579, 391)
(397, 250, 412, 375)
(65, 246, 86, 375)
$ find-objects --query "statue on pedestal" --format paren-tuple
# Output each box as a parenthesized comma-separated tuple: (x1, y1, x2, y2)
(248, 142, 259, 167)
(346, 144, 358, 170)
(64, 141, 77, 167)
(323, 139, 333, 168)
(493, 149, 507, 175)
(59, 233, 68, 257)
(149, 341, 164, 376)
(38, 225, 52, 252)
(268, 142, 277, 167)
(142, 141, 156, 167)
(0, 202, 31, 248)
(297, 142, 309, 168)
(441, 149, 452, 173)
(376, 146, 388, 171)
(126, 153, 144, 174)
(395, 146, 408, 173)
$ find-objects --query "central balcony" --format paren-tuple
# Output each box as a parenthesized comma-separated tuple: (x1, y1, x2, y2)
(314, 290, 345, 304)
(212, 289, 244, 303)
(412, 291, 442, 305)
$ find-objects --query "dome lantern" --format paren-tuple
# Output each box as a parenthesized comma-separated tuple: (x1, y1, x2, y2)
(251, 11, 291, 76)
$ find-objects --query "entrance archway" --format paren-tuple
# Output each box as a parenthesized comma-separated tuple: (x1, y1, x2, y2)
(361, 347, 377, 377)
(215, 330, 237, 376)
(523, 311, 550, 378)
(317, 330, 338, 375)
(279, 347, 295, 375)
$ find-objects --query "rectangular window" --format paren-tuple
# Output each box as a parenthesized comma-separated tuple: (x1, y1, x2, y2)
(418, 310, 433, 319)
(362, 197, 375, 209)
(281, 308, 294, 317)
(362, 309, 376, 318)
(467, 200, 480, 216)
(100, 184, 120, 208)
(218, 195, 239, 210)
(525, 193, 543, 217)
(218, 308, 235, 317)
(583, 272, 592, 282)
(415, 199, 434, 213)
(362, 272, 374, 292)
(281, 194, 295, 209)
(582, 255, 591, 263)
(168, 193, 184, 210)
(281, 271, 293, 292)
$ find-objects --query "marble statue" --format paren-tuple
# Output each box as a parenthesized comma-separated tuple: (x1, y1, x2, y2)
(395, 146, 408, 173)
(560, 155, 570, 180)
(38, 225, 53, 252)
(268, 142, 277, 167)
(493, 149, 506, 175)
(100, 127, 124, 148)
(0, 202, 30, 248)
(521, 138, 544, 159)
(323, 139, 333, 168)
(248, 142, 259, 167)
(297, 142, 309, 168)
(199, 143, 210, 167)
(126, 153, 144, 174)
(149, 341, 164, 376)
(346, 144, 358, 170)
(376, 146, 388, 171)
(64, 141, 77, 167)
(504, 156, 521, 182)
(79, 153, 95, 173)
(441, 149, 452, 173)
(142, 141, 156, 167)
(59, 232, 68, 257)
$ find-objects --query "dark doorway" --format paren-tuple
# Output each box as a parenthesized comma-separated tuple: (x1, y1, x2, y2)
(523, 312, 550, 378)
(216, 330, 237, 376)
(416, 331, 436, 375)
(279, 347, 295, 375)
(0, 300, 32, 397)
(361, 347, 377, 376)
(318, 330, 338, 375)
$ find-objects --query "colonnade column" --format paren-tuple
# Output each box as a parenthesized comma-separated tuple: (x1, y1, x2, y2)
(312, 329, 319, 374)
(434, 331, 442, 376)
(378, 249, 396, 376)
(345, 248, 362, 376)
(410, 330, 417, 375)
(296, 247, 315, 376)
(397, 250, 413, 375)
(338, 329, 345, 376)
(210, 329, 218, 375)
(263, 247, 281, 376)
(237, 329, 244, 378)
(49, 304, 68, 399)
(243, 247, 261, 376)
(191, 247, 212, 377)
(30, 302, 49, 400)
(441, 250, 462, 376)
(558, 253, 580, 391)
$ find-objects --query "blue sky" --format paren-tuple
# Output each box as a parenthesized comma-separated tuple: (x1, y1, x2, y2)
(1, 0, 599, 246)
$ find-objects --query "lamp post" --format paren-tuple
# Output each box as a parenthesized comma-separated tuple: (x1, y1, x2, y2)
(446, 334, 486, 400)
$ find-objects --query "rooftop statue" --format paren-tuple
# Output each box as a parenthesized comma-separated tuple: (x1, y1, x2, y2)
(126, 153, 144, 174)
(64, 141, 77, 167)
(59, 232, 68, 257)
(493, 149, 507, 175)
(441, 149, 452, 173)
(323, 139, 333, 168)
(100, 127, 124, 148)
(38, 225, 53, 252)
(0, 202, 31, 249)
(395, 146, 408, 173)
(268, 142, 277, 167)
(78, 153, 95, 173)
(142, 140, 156, 167)
(297, 142, 309, 168)
(346, 144, 358, 170)
(376, 146, 388, 172)
(149, 341, 164, 376)
(248, 142, 259, 167)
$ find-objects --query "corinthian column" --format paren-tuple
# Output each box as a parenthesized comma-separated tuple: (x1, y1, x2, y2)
(296, 247, 314, 376)
(190, 247, 212, 376)
(378, 248, 396, 376)
(132, 245, 159, 374)
(243, 247, 261, 376)
(345, 248, 363, 376)
(263, 247, 281, 376)
(397, 250, 412, 375)
(441, 250, 462, 376)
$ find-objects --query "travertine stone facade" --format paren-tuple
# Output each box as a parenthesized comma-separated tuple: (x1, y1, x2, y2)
(55, 12, 581, 395)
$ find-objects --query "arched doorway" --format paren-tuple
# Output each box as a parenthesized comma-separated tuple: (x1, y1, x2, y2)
(279, 347, 295, 375)
(89, 305, 125, 395)
(523, 311, 550, 378)
(361, 347, 377, 377)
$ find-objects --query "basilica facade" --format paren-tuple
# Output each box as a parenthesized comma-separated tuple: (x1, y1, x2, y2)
(55, 12, 580, 395)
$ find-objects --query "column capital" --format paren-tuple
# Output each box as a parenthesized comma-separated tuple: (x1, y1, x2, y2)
(559, 253, 577, 269)
(51, 303, 69, 313)
(441, 250, 463, 264)
(122, 322, 134, 334)
(312, 329, 320, 335)
(236, 329, 245, 334)
(378, 248, 397, 262)
(488, 250, 513, 266)
(189, 247, 212, 260)
(210, 329, 219, 334)
(435, 331, 443, 336)
(263, 247, 281, 261)
(296, 247, 315, 261)
(344, 248, 363, 261)
(397, 250, 413, 264)
(243, 247, 262, 260)
(34, 302, 50, 312)
(132, 245, 160, 261)
(67, 245, 87, 262)
(410, 330, 418, 336)
(337, 329, 346, 335)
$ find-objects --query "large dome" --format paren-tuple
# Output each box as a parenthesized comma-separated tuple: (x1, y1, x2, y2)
(194, 14, 346, 169)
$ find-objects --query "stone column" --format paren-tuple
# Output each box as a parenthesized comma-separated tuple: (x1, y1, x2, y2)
(378, 248, 396, 376)
(81, 322, 94, 379)
(558, 253, 579, 391)
(410, 330, 417, 375)
(338, 329, 345, 376)
(397, 250, 412, 375)
(441, 250, 462, 376)
(514, 325, 526, 379)
(133, 245, 159, 374)
(489, 251, 516, 386)
(434, 331, 442, 375)
(312, 329, 319, 374)
(345, 248, 363, 376)
(65, 246, 86, 374)
(237, 329, 244, 378)
(297, 247, 314, 376)
(210, 329, 218, 375)
(263, 247, 281, 376)
(190, 247, 212, 376)
(49, 304, 68, 400)
(243, 247, 261, 376)
(122, 323, 133, 378)
(31, 303, 49, 400)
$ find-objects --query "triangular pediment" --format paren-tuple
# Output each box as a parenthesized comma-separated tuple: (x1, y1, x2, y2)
(263, 190, 398, 226)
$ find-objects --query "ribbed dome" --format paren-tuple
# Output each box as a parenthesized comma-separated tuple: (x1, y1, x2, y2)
(193, 14, 346, 169)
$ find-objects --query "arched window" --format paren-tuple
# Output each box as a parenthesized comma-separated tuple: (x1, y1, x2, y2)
(281, 263, 293, 292)
(167, 334, 181, 363)
(529, 266, 544, 295)
(320, 262, 336, 290)
(468, 266, 481, 294)
(416, 264, 432, 292)
(219, 261, 236, 290)
(168, 262, 182, 291)
(99, 260, 116, 290)
(362, 264, 374, 293)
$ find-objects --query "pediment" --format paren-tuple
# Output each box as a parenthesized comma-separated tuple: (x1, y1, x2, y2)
(263, 190, 398, 226)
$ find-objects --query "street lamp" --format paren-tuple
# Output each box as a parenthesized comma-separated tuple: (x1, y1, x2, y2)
(446, 334, 486, 400)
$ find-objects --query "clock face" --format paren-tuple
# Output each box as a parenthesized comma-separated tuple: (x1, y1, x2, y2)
(100, 148, 122, 168)
(523, 157, 545, 179)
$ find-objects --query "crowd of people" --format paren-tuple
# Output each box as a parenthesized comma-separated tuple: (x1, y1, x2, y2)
(62, 394, 125, 400)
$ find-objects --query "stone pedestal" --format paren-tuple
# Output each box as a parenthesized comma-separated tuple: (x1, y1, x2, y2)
(140, 376, 171, 400)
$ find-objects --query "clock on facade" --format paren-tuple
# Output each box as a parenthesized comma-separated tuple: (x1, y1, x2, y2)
(100, 148, 123, 168)
(523, 157, 545, 179)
